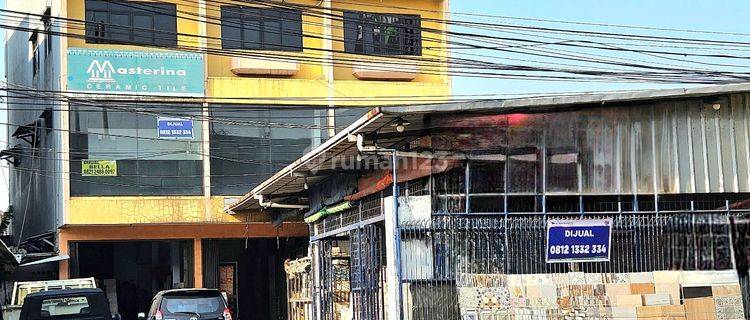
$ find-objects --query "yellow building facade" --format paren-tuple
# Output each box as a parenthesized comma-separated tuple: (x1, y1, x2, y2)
(61, 0, 450, 227)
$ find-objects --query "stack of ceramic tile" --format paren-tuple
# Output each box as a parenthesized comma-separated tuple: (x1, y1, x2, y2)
(680, 270, 745, 320)
(455, 270, 745, 320)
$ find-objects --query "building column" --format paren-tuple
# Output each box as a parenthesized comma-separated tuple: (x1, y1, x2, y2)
(384, 196, 402, 320)
(194, 238, 203, 288)
(384, 153, 403, 320)
(310, 241, 321, 320)
(58, 230, 70, 279)
(322, 0, 336, 138)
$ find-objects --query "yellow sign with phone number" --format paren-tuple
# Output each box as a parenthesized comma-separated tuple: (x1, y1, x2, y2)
(81, 160, 117, 176)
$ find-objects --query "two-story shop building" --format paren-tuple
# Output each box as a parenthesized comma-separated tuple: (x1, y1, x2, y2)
(4, 0, 450, 318)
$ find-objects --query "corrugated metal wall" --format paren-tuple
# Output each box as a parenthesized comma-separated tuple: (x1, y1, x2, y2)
(577, 95, 750, 194)
(429, 94, 750, 196)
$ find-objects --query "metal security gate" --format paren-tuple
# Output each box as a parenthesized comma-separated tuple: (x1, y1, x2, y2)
(316, 240, 350, 320)
(349, 225, 386, 320)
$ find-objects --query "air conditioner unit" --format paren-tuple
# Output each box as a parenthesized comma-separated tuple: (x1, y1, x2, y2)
(353, 61, 418, 81)
(230, 57, 299, 76)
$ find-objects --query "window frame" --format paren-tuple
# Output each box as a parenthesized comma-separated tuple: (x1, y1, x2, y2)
(30, 31, 39, 77)
(208, 106, 319, 196)
(220, 6, 303, 52)
(343, 11, 422, 56)
(84, 0, 178, 47)
(40, 296, 92, 317)
(68, 103, 204, 196)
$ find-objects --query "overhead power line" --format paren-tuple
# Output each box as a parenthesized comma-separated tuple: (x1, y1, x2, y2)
(303, 0, 750, 37)
(0, 17, 742, 85)
(3, 6, 750, 84)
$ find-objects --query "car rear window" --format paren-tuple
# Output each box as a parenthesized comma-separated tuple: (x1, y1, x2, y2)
(162, 294, 224, 315)
(40, 296, 91, 317)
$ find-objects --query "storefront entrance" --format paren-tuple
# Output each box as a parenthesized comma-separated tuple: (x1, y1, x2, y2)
(70, 241, 194, 320)
(201, 238, 307, 320)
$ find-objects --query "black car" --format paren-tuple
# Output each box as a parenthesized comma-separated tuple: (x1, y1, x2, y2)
(19, 288, 118, 320)
(138, 289, 231, 320)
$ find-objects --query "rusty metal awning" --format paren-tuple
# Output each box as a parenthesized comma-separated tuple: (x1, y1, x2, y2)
(226, 83, 750, 212)
(227, 107, 426, 212)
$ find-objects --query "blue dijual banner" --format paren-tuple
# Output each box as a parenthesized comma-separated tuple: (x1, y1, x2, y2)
(67, 48, 205, 96)
(546, 218, 612, 263)
(157, 117, 194, 139)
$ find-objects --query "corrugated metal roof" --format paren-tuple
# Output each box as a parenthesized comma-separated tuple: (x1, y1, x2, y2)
(379, 83, 750, 115)
(226, 83, 750, 212)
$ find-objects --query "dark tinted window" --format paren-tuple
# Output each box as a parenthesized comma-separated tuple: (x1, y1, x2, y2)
(343, 11, 421, 55)
(334, 108, 367, 132)
(220, 6, 303, 51)
(69, 103, 203, 196)
(85, 0, 178, 47)
(161, 294, 225, 316)
(209, 107, 320, 195)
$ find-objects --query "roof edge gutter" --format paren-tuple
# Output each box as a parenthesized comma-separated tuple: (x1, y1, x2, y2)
(256, 194, 309, 210)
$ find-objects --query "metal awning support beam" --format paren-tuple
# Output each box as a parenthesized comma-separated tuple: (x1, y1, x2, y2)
(356, 134, 404, 320)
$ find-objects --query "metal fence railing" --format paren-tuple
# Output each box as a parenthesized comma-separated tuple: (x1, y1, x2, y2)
(311, 210, 750, 320)
(399, 212, 750, 320)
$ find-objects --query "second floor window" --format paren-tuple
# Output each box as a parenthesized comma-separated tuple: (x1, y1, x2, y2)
(69, 103, 204, 196)
(221, 6, 303, 51)
(85, 0, 178, 47)
(343, 12, 421, 55)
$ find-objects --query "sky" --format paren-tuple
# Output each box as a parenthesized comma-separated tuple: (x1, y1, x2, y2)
(450, 0, 750, 96)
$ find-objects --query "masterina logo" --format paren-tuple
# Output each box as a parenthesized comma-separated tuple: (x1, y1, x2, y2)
(86, 60, 116, 83)
(86, 59, 189, 83)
